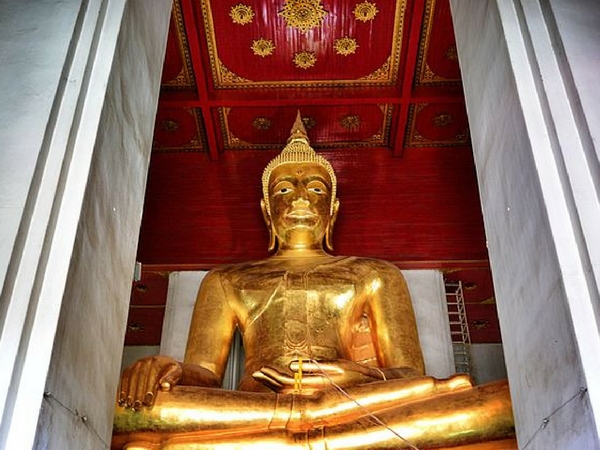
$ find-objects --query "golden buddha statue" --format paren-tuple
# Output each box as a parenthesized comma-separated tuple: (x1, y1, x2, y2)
(113, 114, 515, 449)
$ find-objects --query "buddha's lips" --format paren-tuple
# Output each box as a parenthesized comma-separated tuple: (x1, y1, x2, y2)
(286, 209, 317, 218)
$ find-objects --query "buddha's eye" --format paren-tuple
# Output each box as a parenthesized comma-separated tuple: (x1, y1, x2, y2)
(272, 181, 294, 195)
(307, 181, 328, 194)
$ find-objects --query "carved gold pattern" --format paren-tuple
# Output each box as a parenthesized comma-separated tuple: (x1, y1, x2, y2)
(163, 0, 196, 90)
(433, 113, 453, 127)
(251, 38, 275, 57)
(127, 322, 145, 333)
(293, 50, 317, 69)
(200, 0, 406, 88)
(229, 4, 254, 25)
(161, 120, 180, 132)
(422, 62, 437, 83)
(415, 0, 460, 85)
(218, 103, 394, 150)
(170, 68, 187, 86)
(153, 108, 207, 154)
(359, 56, 390, 81)
(279, 0, 328, 33)
(471, 319, 490, 330)
(353, 1, 379, 22)
(252, 117, 272, 130)
(481, 297, 497, 305)
(219, 105, 393, 149)
(302, 116, 317, 130)
(406, 104, 469, 147)
(334, 37, 358, 56)
(219, 60, 252, 83)
(340, 114, 361, 129)
(368, 131, 382, 142)
(445, 45, 458, 61)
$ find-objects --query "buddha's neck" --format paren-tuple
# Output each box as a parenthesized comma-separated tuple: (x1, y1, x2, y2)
(274, 246, 330, 259)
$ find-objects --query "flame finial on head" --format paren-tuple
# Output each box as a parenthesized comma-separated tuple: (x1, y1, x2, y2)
(262, 112, 337, 214)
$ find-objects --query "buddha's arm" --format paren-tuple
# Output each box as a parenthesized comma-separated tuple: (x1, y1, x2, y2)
(184, 269, 237, 382)
(364, 262, 426, 377)
(118, 270, 235, 409)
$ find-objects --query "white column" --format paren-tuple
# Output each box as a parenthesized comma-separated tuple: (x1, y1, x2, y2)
(0, 1, 172, 448)
(451, 0, 600, 447)
(404, 270, 455, 378)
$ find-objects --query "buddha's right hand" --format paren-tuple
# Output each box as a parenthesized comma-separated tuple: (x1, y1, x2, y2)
(118, 355, 183, 410)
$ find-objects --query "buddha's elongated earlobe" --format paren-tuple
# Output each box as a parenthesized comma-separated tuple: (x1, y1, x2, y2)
(261, 199, 277, 252)
(325, 199, 340, 252)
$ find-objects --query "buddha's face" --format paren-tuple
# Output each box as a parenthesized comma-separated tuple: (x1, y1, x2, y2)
(266, 162, 333, 250)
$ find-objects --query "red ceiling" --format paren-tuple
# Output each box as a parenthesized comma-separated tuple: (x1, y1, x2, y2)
(125, 0, 502, 347)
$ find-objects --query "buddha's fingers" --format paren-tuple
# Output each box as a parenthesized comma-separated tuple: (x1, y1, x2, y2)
(118, 365, 131, 406)
(252, 368, 284, 390)
(288, 360, 345, 375)
(157, 361, 183, 393)
(133, 359, 151, 410)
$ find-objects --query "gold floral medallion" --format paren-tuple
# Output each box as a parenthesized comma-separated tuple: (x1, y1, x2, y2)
(279, 0, 328, 33)
(293, 50, 317, 69)
(353, 1, 378, 22)
(433, 113, 453, 127)
(252, 117, 272, 130)
(334, 37, 358, 56)
(251, 38, 276, 57)
(161, 120, 180, 132)
(340, 114, 361, 129)
(302, 116, 317, 129)
(230, 4, 254, 25)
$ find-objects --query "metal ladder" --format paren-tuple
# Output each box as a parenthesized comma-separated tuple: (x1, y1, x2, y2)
(445, 281, 472, 374)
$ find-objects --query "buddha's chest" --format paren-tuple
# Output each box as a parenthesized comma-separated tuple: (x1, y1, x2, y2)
(230, 270, 359, 348)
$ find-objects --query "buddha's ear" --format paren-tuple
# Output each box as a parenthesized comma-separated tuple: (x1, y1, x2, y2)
(325, 199, 340, 252)
(261, 199, 277, 252)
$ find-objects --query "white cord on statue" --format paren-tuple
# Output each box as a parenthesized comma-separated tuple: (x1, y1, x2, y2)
(307, 359, 420, 450)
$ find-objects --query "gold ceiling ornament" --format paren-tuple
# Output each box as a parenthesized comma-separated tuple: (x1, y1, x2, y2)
(472, 319, 490, 330)
(445, 45, 458, 61)
(359, 56, 390, 81)
(353, 1, 379, 22)
(229, 4, 254, 25)
(433, 113, 453, 127)
(293, 50, 317, 69)
(218, 60, 252, 83)
(340, 114, 361, 129)
(163, 0, 195, 90)
(252, 117, 272, 130)
(334, 37, 359, 56)
(251, 38, 275, 57)
(127, 322, 144, 333)
(279, 0, 328, 33)
(301, 116, 317, 130)
(161, 119, 180, 132)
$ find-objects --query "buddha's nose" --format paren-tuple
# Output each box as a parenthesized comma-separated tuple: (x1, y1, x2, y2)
(292, 197, 310, 208)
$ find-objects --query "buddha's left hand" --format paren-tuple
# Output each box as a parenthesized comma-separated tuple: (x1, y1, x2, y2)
(253, 359, 393, 394)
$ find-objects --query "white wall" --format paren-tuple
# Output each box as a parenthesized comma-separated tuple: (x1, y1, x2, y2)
(33, 2, 172, 448)
(451, 0, 600, 448)
(0, 0, 82, 296)
(0, 0, 172, 448)
(470, 343, 507, 385)
(0, 1, 131, 447)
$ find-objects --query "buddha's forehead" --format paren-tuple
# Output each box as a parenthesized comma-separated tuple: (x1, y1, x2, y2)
(269, 162, 332, 185)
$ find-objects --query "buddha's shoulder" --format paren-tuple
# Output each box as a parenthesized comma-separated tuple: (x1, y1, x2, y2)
(203, 259, 286, 285)
(338, 256, 403, 277)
